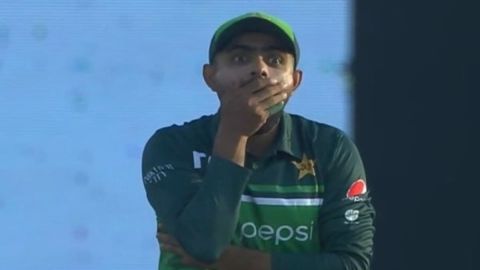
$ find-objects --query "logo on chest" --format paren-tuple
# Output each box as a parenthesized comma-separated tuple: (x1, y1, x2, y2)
(240, 221, 315, 245)
(292, 154, 316, 180)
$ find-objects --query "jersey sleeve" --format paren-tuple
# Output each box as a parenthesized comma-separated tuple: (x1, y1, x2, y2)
(271, 131, 375, 270)
(142, 130, 252, 263)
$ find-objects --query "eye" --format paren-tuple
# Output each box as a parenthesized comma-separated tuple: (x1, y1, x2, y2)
(268, 54, 284, 65)
(232, 54, 248, 63)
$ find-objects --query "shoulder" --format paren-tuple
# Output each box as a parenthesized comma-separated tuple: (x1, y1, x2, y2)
(287, 113, 359, 169)
(145, 114, 216, 149)
(142, 114, 217, 166)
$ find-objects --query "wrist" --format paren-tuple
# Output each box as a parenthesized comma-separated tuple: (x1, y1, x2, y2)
(216, 246, 271, 270)
(217, 123, 248, 142)
(213, 125, 248, 167)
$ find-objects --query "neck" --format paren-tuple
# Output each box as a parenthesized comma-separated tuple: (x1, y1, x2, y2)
(246, 113, 282, 158)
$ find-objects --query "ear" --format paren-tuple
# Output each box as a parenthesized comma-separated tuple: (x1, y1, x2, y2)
(203, 64, 218, 93)
(290, 69, 303, 94)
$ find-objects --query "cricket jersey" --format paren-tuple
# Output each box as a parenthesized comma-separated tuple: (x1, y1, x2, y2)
(142, 112, 375, 270)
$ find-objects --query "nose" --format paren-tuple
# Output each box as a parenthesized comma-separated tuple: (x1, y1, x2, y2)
(249, 56, 269, 78)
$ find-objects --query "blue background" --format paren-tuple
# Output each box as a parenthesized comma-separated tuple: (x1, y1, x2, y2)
(0, 1, 351, 269)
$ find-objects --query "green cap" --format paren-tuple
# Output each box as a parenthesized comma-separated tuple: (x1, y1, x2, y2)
(209, 12, 300, 67)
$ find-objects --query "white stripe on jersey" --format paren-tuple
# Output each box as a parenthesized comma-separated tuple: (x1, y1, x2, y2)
(241, 195, 323, 206)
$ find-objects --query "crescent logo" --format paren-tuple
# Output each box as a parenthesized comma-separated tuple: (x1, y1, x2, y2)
(346, 179, 367, 198)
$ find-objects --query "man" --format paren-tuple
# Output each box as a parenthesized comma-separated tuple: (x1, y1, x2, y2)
(142, 12, 375, 270)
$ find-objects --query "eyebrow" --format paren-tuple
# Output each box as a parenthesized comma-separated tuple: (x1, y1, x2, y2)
(224, 44, 287, 53)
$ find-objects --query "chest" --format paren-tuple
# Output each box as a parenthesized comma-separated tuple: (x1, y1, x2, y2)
(231, 157, 325, 252)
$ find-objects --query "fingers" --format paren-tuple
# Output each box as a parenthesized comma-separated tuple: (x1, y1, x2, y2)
(158, 237, 212, 269)
(252, 83, 289, 103)
(258, 91, 288, 111)
(157, 223, 165, 233)
(161, 242, 180, 252)
(251, 82, 289, 111)
(157, 232, 183, 254)
(155, 231, 213, 269)
(240, 77, 280, 94)
(161, 242, 184, 255)
(157, 232, 180, 246)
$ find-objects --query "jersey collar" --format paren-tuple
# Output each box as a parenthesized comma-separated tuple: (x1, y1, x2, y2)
(274, 112, 303, 159)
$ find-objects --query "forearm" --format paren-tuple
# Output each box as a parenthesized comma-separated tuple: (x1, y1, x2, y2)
(212, 122, 248, 167)
(167, 157, 250, 263)
(271, 252, 364, 270)
(216, 247, 271, 270)
(143, 126, 252, 263)
(168, 127, 249, 262)
(216, 247, 366, 270)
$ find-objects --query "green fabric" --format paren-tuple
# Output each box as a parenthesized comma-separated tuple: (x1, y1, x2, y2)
(231, 202, 322, 252)
(142, 112, 375, 270)
(208, 11, 300, 67)
(247, 184, 324, 194)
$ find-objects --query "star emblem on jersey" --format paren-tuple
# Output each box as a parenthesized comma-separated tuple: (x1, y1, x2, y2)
(292, 154, 316, 180)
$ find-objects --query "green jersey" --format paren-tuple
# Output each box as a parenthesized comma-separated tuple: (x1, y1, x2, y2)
(142, 112, 375, 270)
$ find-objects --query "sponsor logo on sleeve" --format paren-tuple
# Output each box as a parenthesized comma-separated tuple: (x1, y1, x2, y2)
(344, 209, 360, 224)
(345, 179, 367, 202)
(143, 164, 174, 184)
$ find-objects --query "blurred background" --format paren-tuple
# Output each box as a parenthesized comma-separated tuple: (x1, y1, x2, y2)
(355, 1, 478, 269)
(0, 1, 353, 269)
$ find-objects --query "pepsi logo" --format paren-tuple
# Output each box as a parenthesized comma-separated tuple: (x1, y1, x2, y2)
(346, 179, 367, 198)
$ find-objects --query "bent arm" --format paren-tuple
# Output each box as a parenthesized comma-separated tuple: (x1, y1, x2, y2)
(142, 131, 252, 263)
